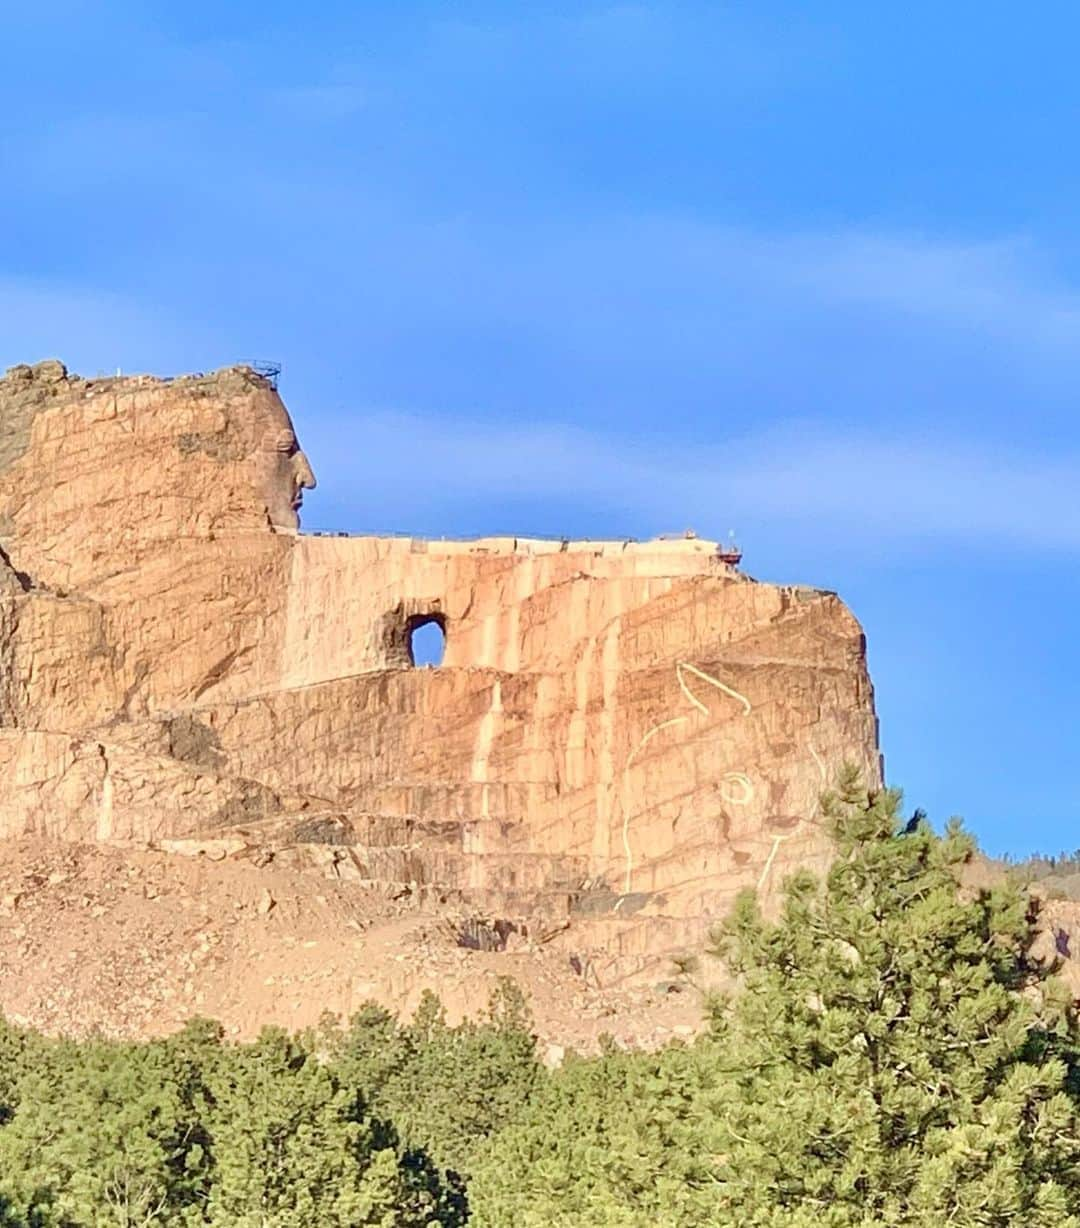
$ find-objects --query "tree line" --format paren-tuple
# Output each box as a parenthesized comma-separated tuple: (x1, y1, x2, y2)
(0, 768, 1078, 1226)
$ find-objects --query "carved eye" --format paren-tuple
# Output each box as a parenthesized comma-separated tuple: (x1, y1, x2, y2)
(270, 428, 297, 454)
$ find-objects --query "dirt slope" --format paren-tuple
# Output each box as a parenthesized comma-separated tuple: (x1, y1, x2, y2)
(0, 839, 701, 1054)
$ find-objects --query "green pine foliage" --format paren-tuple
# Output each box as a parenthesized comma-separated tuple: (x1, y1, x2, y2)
(0, 1033, 211, 1226)
(312, 977, 543, 1225)
(324, 978, 542, 1181)
(0, 774, 1075, 1225)
(703, 767, 1080, 1226)
(467, 1040, 721, 1228)
(200, 1024, 434, 1227)
(0, 1020, 41, 1127)
(472, 769, 1080, 1226)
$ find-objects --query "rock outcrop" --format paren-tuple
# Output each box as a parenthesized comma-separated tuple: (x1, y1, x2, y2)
(0, 360, 882, 973)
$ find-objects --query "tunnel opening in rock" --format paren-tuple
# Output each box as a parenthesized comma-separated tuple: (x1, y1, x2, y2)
(407, 613, 446, 667)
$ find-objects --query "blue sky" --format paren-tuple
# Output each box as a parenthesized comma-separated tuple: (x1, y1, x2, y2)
(2, 2, 1077, 856)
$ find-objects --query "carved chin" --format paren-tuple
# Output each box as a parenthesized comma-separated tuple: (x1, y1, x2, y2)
(266, 496, 300, 529)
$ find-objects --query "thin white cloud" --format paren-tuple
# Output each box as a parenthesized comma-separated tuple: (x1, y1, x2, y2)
(742, 230, 1080, 350)
(469, 220, 1080, 365)
(3, 220, 1078, 561)
(302, 408, 1080, 554)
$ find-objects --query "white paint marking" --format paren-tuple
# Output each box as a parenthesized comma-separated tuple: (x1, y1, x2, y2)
(756, 745, 825, 896)
(621, 662, 750, 894)
(757, 836, 783, 892)
(621, 716, 689, 893)
(676, 661, 752, 716)
(719, 771, 754, 806)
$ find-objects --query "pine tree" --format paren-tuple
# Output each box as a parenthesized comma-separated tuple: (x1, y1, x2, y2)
(329, 981, 542, 1184)
(705, 767, 1080, 1226)
(0, 1035, 211, 1226)
(201, 1026, 434, 1227)
(468, 1040, 720, 1228)
(472, 772, 1080, 1226)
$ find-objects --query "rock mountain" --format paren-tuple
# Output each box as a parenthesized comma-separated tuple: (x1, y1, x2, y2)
(0, 359, 881, 986)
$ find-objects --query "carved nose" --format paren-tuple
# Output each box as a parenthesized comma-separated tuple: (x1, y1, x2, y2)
(294, 452, 316, 490)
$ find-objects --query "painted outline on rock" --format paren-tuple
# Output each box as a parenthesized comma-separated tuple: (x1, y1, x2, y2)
(621, 661, 752, 893)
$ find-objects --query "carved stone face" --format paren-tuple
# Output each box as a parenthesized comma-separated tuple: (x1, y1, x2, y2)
(251, 405, 317, 532)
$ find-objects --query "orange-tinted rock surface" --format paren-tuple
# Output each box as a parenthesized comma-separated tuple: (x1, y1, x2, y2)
(0, 359, 882, 971)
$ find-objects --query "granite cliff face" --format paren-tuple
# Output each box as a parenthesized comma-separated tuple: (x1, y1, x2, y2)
(0, 359, 881, 973)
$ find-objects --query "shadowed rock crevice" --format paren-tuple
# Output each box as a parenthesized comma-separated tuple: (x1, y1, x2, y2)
(207, 779, 284, 830)
(0, 547, 31, 593)
(165, 715, 225, 770)
(453, 917, 522, 951)
(289, 815, 357, 844)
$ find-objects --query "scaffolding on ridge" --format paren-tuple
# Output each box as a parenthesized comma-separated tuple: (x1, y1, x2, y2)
(249, 360, 282, 389)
